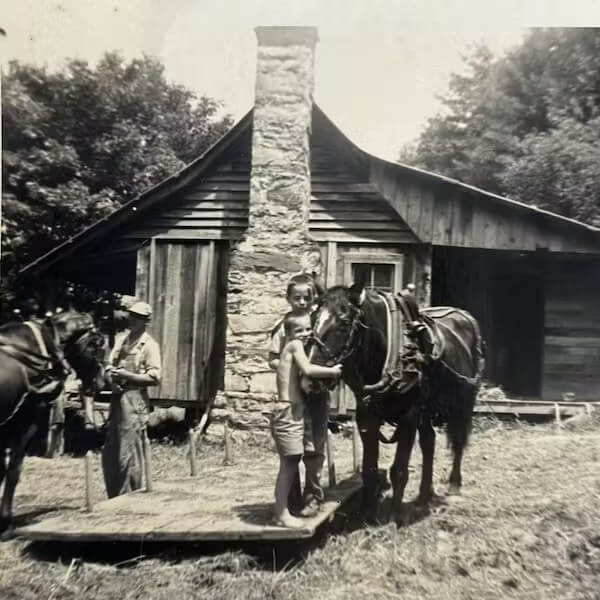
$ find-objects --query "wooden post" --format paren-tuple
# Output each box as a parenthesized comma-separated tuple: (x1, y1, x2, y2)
(326, 430, 336, 487)
(415, 245, 432, 308)
(352, 421, 361, 473)
(188, 428, 198, 476)
(554, 403, 562, 430)
(142, 429, 153, 491)
(83, 393, 95, 430)
(84, 451, 94, 512)
(224, 421, 233, 465)
(585, 403, 593, 417)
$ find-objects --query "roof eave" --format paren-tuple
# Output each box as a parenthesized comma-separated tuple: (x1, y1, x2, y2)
(19, 109, 254, 277)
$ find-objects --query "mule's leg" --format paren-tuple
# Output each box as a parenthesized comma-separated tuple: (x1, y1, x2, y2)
(448, 446, 464, 495)
(0, 446, 6, 489)
(0, 423, 38, 533)
(416, 421, 436, 505)
(390, 419, 417, 523)
(447, 390, 475, 496)
(357, 410, 381, 523)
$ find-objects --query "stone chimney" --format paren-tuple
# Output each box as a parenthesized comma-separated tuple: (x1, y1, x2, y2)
(223, 26, 321, 418)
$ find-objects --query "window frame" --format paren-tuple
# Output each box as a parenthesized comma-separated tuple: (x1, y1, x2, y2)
(342, 252, 404, 294)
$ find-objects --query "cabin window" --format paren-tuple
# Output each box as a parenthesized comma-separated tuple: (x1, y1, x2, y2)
(342, 252, 404, 294)
(351, 263, 395, 292)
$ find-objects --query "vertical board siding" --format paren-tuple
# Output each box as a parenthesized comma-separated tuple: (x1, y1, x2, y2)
(175, 244, 197, 399)
(542, 260, 600, 400)
(135, 244, 150, 302)
(161, 244, 183, 397)
(134, 240, 225, 401)
(370, 161, 600, 253)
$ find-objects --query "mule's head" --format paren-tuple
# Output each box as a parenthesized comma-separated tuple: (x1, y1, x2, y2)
(50, 311, 107, 392)
(309, 282, 366, 370)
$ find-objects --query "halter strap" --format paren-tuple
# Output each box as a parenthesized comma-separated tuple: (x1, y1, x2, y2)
(24, 321, 51, 366)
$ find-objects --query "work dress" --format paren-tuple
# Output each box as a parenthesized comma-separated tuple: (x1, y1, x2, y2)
(101, 330, 161, 498)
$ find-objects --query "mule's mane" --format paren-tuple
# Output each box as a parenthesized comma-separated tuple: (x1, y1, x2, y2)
(320, 285, 352, 312)
(320, 285, 383, 314)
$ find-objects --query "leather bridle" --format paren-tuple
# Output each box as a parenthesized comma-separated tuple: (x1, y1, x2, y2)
(310, 304, 365, 367)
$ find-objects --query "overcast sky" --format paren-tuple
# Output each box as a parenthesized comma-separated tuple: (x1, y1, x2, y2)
(3, 1, 600, 160)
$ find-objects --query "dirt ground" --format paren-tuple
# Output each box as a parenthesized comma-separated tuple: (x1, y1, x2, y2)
(0, 418, 599, 600)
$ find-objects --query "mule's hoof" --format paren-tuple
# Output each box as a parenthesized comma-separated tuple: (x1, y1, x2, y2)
(0, 520, 15, 540)
(447, 484, 461, 496)
(360, 506, 379, 526)
(416, 489, 437, 507)
(394, 505, 412, 527)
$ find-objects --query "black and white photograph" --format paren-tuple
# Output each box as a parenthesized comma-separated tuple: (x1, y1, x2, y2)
(1, 1, 600, 598)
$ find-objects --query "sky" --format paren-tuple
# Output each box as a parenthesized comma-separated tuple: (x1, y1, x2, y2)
(3, 1, 600, 160)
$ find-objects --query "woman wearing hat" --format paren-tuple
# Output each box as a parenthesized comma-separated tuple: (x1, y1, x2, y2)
(102, 301, 161, 497)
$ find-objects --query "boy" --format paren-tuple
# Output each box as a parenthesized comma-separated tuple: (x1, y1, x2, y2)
(271, 312, 342, 528)
(269, 273, 330, 517)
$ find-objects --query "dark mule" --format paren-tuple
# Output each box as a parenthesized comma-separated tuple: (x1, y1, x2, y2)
(0, 312, 105, 533)
(309, 283, 484, 524)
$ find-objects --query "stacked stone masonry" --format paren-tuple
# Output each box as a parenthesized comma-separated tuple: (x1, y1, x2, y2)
(224, 27, 321, 424)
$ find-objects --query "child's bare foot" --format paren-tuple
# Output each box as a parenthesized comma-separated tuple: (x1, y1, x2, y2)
(273, 509, 305, 529)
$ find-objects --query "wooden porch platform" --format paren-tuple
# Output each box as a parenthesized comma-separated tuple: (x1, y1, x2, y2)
(16, 473, 362, 543)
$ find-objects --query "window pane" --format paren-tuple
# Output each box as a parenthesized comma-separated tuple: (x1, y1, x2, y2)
(351, 263, 394, 292)
(373, 264, 394, 291)
(352, 264, 371, 287)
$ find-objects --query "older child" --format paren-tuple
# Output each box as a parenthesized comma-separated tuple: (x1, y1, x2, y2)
(271, 312, 341, 528)
(269, 273, 332, 517)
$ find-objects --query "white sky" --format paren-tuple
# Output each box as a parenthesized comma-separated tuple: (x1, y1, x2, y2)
(3, 0, 600, 159)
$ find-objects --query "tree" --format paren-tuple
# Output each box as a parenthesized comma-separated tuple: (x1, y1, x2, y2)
(400, 29, 600, 225)
(1, 53, 233, 304)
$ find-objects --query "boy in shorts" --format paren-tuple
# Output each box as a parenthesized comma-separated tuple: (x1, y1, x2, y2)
(269, 273, 331, 516)
(271, 312, 342, 528)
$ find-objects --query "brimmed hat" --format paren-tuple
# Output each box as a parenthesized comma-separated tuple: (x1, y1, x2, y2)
(128, 301, 152, 319)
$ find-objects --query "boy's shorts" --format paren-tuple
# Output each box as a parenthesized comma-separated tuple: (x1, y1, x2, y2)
(270, 402, 304, 456)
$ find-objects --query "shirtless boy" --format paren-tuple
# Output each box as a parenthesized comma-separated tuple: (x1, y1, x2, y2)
(271, 312, 342, 528)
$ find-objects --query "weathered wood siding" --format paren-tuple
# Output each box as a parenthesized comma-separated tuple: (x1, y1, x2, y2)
(542, 259, 600, 401)
(370, 161, 600, 253)
(121, 129, 417, 246)
(135, 240, 227, 401)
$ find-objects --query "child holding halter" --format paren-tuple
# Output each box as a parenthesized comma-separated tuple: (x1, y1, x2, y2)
(270, 311, 341, 527)
(269, 273, 333, 519)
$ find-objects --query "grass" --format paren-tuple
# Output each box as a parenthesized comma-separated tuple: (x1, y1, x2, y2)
(1, 419, 599, 600)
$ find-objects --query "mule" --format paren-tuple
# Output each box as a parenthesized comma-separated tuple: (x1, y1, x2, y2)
(0, 311, 105, 533)
(309, 283, 484, 524)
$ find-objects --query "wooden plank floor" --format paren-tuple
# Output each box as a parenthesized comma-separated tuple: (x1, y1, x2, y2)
(17, 459, 362, 543)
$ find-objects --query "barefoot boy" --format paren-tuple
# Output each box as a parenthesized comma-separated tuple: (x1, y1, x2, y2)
(271, 312, 342, 528)
(269, 273, 332, 517)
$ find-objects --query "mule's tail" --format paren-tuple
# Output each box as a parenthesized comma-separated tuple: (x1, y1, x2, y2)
(446, 314, 484, 455)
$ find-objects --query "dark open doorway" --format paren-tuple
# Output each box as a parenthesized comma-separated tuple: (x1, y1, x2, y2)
(432, 247, 545, 398)
(492, 264, 544, 397)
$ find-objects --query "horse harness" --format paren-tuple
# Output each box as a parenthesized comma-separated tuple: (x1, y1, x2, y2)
(368, 293, 483, 399)
(0, 321, 67, 427)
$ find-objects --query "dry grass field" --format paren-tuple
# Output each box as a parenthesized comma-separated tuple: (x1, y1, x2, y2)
(1, 417, 599, 600)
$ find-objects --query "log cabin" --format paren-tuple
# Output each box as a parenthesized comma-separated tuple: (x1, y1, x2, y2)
(20, 26, 600, 422)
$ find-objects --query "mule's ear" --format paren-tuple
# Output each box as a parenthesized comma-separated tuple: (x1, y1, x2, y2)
(349, 281, 366, 306)
(312, 271, 326, 297)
